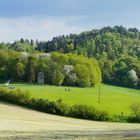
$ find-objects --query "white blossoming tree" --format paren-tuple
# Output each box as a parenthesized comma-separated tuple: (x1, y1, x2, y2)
(128, 69, 139, 85)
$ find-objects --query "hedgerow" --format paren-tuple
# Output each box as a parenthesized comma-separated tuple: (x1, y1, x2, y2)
(0, 87, 139, 123)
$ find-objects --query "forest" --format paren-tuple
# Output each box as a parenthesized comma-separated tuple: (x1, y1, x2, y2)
(0, 26, 140, 88)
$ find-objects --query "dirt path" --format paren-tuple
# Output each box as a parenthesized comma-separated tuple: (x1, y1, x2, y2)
(0, 102, 140, 139)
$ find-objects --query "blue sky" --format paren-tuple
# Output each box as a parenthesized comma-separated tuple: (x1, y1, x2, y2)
(0, 0, 140, 42)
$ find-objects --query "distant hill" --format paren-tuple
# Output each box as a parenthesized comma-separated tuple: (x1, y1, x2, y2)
(0, 26, 140, 88)
(38, 26, 140, 88)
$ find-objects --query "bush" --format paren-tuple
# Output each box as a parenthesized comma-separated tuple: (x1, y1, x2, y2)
(68, 105, 109, 121)
(29, 98, 68, 115)
(127, 116, 140, 123)
(109, 115, 128, 123)
(130, 103, 140, 118)
(0, 88, 30, 105)
(128, 103, 140, 123)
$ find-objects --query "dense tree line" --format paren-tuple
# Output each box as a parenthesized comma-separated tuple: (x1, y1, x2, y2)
(0, 50, 101, 87)
(37, 26, 140, 89)
(0, 26, 140, 88)
(0, 39, 35, 52)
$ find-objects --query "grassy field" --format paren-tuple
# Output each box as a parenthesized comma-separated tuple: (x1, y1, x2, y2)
(13, 83, 140, 115)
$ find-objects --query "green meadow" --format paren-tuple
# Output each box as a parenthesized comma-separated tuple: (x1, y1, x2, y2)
(14, 83, 140, 116)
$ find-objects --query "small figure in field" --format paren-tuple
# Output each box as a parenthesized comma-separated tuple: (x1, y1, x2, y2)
(68, 88, 70, 92)
(64, 88, 71, 92)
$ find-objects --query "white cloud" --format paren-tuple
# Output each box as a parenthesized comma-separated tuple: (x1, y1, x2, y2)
(0, 16, 91, 43)
(1, 15, 139, 43)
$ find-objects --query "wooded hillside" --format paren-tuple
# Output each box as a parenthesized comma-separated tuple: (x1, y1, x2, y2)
(0, 26, 140, 88)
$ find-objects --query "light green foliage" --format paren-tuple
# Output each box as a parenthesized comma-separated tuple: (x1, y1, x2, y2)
(14, 62, 25, 80)
(0, 50, 101, 87)
(51, 52, 102, 87)
(74, 64, 91, 87)
(45, 61, 64, 86)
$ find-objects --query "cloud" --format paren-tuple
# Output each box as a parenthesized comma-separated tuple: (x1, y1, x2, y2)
(0, 16, 91, 43)
(0, 14, 140, 43)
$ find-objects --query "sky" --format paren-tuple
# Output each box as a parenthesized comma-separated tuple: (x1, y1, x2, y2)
(0, 0, 140, 42)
